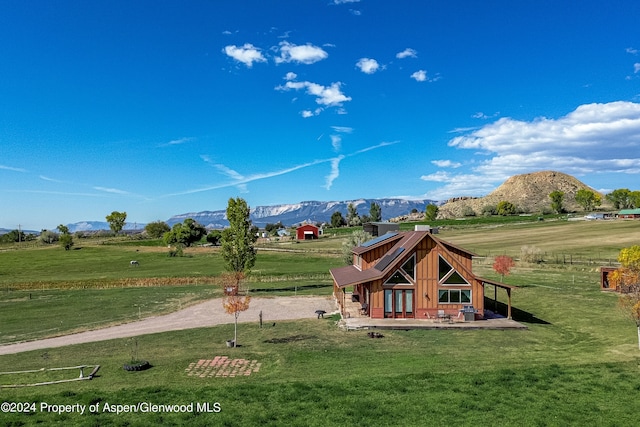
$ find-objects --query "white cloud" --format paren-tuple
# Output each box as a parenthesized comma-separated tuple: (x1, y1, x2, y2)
(39, 175, 64, 183)
(333, 0, 360, 4)
(431, 160, 462, 168)
(276, 79, 351, 115)
(472, 112, 500, 120)
(168, 142, 396, 198)
(627, 47, 639, 55)
(331, 126, 353, 133)
(325, 155, 345, 189)
(421, 171, 451, 182)
(93, 186, 130, 195)
(356, 58, 380, 74)
(275, 41, 328, 65)
(330, 135, 342, 152)
(410, 70, 440, 82)
(158, 137, 193, 147)
(223, 44, 267, 68)
(411, 70, 427, 82)
(635, 63, 640, 73)
(0, 165, 27, 173)
(301, 108, 323, 118)
(284, 72, 297, 80)
(396, 48, 417, 59)
(424, 101, 640, 199)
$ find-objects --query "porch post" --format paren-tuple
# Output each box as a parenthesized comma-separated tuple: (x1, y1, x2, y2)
(494, 285, 498, 312)
(507, 288, 512, 319)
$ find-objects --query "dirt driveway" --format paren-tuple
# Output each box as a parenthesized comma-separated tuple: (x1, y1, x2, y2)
(0, 296, 336, 355)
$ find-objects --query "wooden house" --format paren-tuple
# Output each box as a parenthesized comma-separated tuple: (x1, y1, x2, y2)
(330, 229, 515, 320)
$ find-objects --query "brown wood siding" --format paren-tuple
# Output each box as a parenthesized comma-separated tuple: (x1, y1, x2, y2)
(352, 232, 486, 320)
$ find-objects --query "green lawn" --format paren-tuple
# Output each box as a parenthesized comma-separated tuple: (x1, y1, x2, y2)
(1, 220, 640, 425)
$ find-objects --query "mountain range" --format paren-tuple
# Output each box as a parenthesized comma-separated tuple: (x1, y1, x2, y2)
(3, 170, 614, 234)
(166, 198, 434, 229)
(45, 198, 433, 233)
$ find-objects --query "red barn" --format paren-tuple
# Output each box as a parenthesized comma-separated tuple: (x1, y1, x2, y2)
(296, 224, 320, 240)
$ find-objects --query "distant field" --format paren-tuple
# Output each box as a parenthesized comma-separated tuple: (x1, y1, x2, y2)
(440, 219, 640, 261)
(1, 219, 640, 425)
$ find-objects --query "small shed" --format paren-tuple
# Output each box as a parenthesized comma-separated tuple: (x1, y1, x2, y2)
(600, 266, 618, 291)
(363, 222, 400, 237)
(296, 224, 320, 240)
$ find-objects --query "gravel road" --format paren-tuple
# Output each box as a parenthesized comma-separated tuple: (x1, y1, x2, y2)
(0, 296, 336, 355)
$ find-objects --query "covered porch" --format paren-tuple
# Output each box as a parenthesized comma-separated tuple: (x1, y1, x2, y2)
(333, 283, 370, 319)
(478, 277, 517, 320)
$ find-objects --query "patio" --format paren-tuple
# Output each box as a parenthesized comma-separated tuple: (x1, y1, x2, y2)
(340, 312, 527, 331)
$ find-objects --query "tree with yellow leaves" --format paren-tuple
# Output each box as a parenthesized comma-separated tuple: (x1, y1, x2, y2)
(609, 245, 640, 349)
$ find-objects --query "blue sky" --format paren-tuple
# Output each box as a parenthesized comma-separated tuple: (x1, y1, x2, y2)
(1, 0, 640, 230)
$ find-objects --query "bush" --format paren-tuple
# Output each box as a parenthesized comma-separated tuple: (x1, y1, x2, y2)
(482, 205, 497, 216)
(521, 245, 543, 263)
(461, 206, 476, 217)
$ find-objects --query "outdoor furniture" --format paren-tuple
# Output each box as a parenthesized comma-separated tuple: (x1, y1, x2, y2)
(437, 310, 452, 323)
(360, 303, 369, 316)
(315, 310, 326, 319)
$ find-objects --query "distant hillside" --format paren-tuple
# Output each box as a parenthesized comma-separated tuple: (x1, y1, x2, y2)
(167, 198, 434, 228)
(438, 171, 607, 218)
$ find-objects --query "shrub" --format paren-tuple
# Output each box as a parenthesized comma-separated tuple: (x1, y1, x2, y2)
(482, 205, 497, 216)
(521, 245, 543, 263)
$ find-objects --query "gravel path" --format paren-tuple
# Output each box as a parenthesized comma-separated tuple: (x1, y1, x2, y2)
(0, 296, 336, 355)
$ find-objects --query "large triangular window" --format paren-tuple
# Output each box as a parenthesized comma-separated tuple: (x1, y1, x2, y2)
(438, 255, 470, 286)
(401, 254, 416, 280)
(385, 271, 411, 285)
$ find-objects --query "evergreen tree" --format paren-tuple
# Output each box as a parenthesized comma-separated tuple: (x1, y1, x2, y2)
(369, 202, 382, 222)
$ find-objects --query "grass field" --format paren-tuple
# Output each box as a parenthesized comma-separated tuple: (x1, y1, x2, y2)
(1, 219, 640, 426)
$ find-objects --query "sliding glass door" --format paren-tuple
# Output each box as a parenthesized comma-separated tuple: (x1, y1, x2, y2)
(384, 289, 414, 318)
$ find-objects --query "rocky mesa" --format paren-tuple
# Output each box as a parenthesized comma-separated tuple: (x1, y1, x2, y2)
(437, 170, 607, 219)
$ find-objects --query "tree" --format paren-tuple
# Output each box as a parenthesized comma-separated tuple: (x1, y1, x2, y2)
(575, 189, 602, 212)
(56, 224, 74, 250)
(206, 229, 222, 245)
(425, 204, 439, 221)
(341, 229, 372, 265)
(39, 230, 59, 244)
(549, 191, 565, 214)
(219, 272, 251, 348)
(496, 201, 516, 216)
(493, 255, 515, 282)
(0, 229, 25, 243)
(346, 203, 361, 226)
(220, 197, 257, 274)
(59, 232, 74, 250)
(106, 211, 127, 234)
(369, 202, 382, 222)
(331, 211, 346, 228)
(606, 189, 631, 209)
(145, 221, 170, 239)
(163, 218, 207, 247)
(629, 191, 640, 209)
(609, 245, 640, 349)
